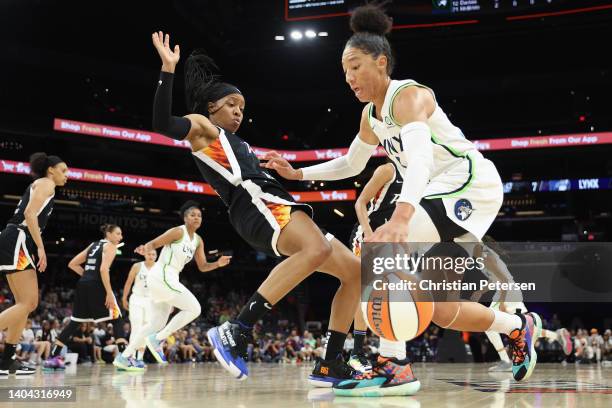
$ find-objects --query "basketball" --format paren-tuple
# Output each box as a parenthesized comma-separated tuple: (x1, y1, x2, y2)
(362, 271, 435, 342)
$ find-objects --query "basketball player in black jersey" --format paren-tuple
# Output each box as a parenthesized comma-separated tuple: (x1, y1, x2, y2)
(150, 31, 360, 384)
(44, 224, 123, 370)
(0, 153, 67, 376)
(346, 162, 402, 374)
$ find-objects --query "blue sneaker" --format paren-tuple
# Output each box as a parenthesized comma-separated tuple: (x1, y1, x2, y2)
(145, 334, 167, 364)
(308, 356, 356, 388)
(113, 355, 145, 372)
(508, 312, 542, 382)
(207, 321, 249, 380)
(131, 358, 146, 369)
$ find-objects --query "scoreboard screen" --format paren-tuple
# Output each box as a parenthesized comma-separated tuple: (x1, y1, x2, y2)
(285, 0, 610, 23)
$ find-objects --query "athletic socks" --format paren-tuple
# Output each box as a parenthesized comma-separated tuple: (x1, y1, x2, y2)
(323, 330, 347, 360)
(379, 338, 407, 360)
(236, 292, 272, 328)
(488, 310, 523, 336)
(485, 331, 511, 363)
(0, 343, 16, 369)
(353, 330, 367, 354)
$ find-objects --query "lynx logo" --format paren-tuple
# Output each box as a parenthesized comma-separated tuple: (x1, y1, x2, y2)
(384, 116, 393, 127)
(454, 199, 473, 221)
(578, 178, 599, 190)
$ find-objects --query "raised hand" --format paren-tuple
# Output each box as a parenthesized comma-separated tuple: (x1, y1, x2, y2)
(152, 31, 180, 73)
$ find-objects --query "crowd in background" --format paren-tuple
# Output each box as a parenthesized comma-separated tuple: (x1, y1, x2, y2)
(1, 286, 611, 367)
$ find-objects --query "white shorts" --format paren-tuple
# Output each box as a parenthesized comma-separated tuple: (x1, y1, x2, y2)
(425, 156, 503, 241)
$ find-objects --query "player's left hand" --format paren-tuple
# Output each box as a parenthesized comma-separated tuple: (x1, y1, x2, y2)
(261, 151, 302, 180)
(217, 255, 232, 267)
(134, 245, 146, 256)
(105, 293, 115, 310)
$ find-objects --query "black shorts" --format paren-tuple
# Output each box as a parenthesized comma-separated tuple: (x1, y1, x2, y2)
(228, 186, 314, 257)
(420, 198, 468, 242)
(347, 199, 466, 255)
(0, 224, 37, 275)
(71, 280, 121, 323)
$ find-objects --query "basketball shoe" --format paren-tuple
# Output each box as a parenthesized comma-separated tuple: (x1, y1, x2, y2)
(508, 312, 542, 382)
(333, 356, 421, 397)
(42, 356, 65, 371)
(145, 334, 167, 364)
(308, 355, 356, 387)
(556, 328, 572, 356)
(348, 352, 372, 374)
(207, 321, 249, 380)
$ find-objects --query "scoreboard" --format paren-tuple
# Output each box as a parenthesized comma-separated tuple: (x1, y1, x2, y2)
(285, 0, 610, 22)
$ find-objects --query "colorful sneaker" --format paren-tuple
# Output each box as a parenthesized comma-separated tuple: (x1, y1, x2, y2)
(132, 359, 146, 369)
(42, 356, 65, 371)
(488, 360, 512, 372)
(308, 355, 356, 387)
(333, 356, 421, 397)
(556, 328, 572, 356)
(113, 355, 130, 371)
(207, 321, 249, 380)
(0, 359, 37, 376)
(508, 312, 542, 382)
(145, 334, 167, 365)
(348, 353, 372, 374)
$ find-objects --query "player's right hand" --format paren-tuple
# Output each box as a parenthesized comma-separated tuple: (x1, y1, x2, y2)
(152, 31, 180, 73)
(105, 293, 115, 310)
(134, 245, 145, 256)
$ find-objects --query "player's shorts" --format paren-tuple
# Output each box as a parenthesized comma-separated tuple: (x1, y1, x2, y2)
(71, 280, 122, 323)
(0, 224, 37, 275)
(347, 198, 467, 258)
(228, 181, 314, 257)
(424, 156, 503, 241)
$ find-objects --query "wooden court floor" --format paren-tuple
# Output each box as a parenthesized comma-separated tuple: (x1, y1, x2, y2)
(0, 362, 610, 407)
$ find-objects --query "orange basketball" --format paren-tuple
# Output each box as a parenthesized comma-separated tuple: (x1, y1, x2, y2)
(361, 271, 434, 341)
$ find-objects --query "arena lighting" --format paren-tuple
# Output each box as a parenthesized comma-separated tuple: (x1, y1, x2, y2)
(274, 35, 285, 41)
(333, 209, 344, 217)
(318, 32, 328, 37)
(305, 29, 316, 38)
(290, 30, 303, 40)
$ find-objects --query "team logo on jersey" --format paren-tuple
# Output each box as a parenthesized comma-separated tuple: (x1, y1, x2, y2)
(454, 199, 473, 221)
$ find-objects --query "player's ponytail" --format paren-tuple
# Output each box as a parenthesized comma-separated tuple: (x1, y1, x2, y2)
(184, 50, 241, 116)
(346, 2, 395, 75)
(29, 152, 64, 179)
(100, 224, 119, 237)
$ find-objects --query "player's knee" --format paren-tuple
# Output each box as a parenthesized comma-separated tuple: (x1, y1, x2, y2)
(307, 239, 332, 267)
(22, 296, 38, 312)
(191, 301, 202, 318)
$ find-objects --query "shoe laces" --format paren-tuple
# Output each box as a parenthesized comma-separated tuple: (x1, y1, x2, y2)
(354, 353, 369, 366)
(509, 329, 527, 364)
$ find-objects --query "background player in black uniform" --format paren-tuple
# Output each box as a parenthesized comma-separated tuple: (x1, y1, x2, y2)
(0, 152, 68, 375)
(150, 31, 361, 384)
(44, 224, 123, 370)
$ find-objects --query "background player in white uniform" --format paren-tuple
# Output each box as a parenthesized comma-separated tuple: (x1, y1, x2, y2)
(264, 4, 543, 393)
(0, 153, 67, 376)
(470, 241, 572, 371)
(120, 249, 158, 368)
(115, 201, 231, 370)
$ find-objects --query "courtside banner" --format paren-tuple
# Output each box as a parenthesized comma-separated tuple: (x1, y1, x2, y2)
(0, 159, 355, 202)
(54, 118, 612, 161)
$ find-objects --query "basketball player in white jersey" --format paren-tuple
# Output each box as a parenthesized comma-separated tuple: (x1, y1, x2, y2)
(114, 249, 158, 370)
(264, 4, 543, 394)
(0, 153, 67, 376)
(116, 201, 231, 370)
